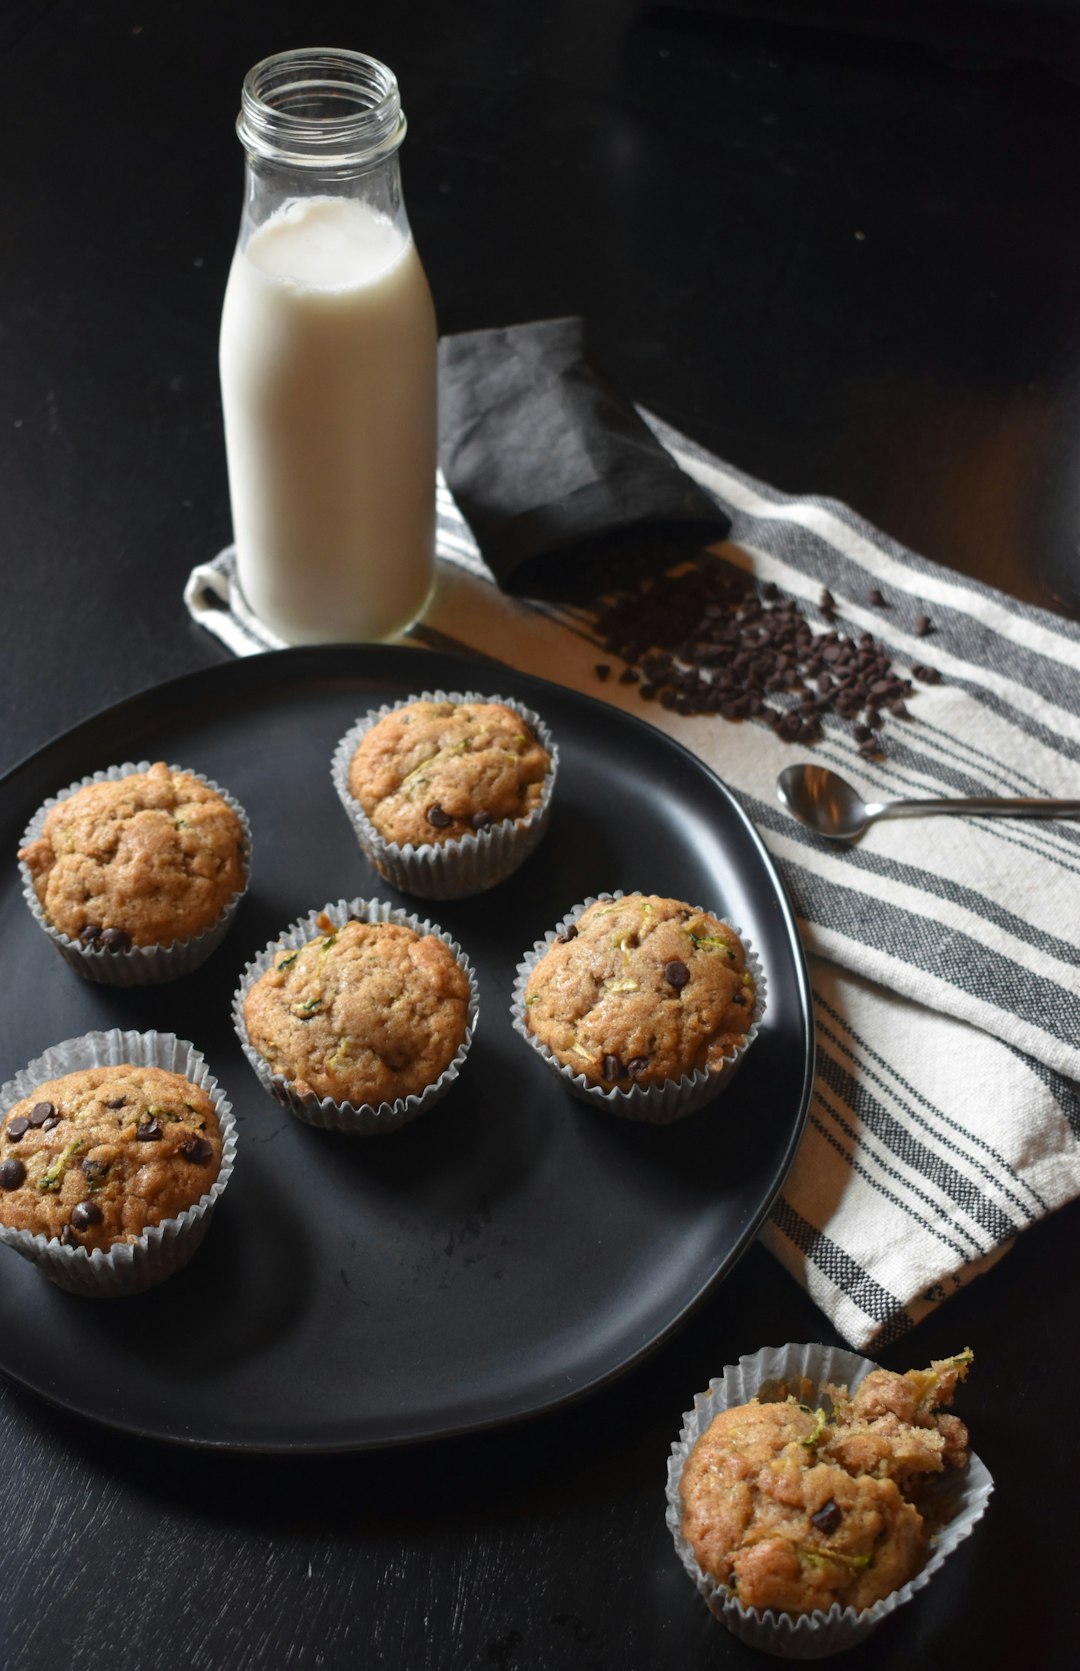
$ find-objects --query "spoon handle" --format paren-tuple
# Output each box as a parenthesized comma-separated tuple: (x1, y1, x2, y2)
(878, 797, 1080, 820)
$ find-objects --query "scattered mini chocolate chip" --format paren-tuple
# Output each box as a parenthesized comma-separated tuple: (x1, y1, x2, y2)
(98, 927, 132, 952)
(915, 614, 932, 636)
(912, 663, 941, 684)
(59, 1226, 81, 1247)
(79, 924, 102, 946)
(70, 1199, 104, 1230)
(811, 1499, 842, 1535)
(106, 1097, 127, 1109)
(602, 1053, 624, 1081)
(136, 1118, 162, 1142)
(868, 587, 887, 606)
(890, 699, 911, 719)
(180, 1137, 214, 1165)
(426, 803, 453, 829)
(555, 924, 578, 943)
(594, 663, 611, 681)
(41, 1115, 61, 1132)
(587, 555, 927, 748)
(626, 1056, 649, 1080)
(28, 1102, 55, 1128)
(5, 1117, 29, 1142)
(731, 992, 747, 1005)
(664, 959, 690, 990)
(618, 667, 639, 685)
(81, 1157, 109, 1186)
(0, 1158, 26, 1190)
(469, 810, 494, 830)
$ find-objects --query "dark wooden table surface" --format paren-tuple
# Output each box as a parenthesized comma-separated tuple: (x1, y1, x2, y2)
(3, 3, 1079, 1667)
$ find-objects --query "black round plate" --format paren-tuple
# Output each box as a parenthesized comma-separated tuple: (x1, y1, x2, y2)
(0, 646, 813, 1452)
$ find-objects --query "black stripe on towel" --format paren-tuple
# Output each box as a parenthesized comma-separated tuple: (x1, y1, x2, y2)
(767, 1198, 915, 1342)
(814, 1048, 1023, 1243)
(815, 992, 1050, 1217)
(752, 805, 1080, 1045)
(806, 1108, 978, 1263)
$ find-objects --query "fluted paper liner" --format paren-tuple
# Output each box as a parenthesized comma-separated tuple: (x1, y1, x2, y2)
(665, 1342, 994, 1658)
(0, 1029, 237, 1297)
(232, 897, 479, 1134)
(331, 689, 558, 899)
(18, 760, 252, 986)
(511, 891, 765, 1122)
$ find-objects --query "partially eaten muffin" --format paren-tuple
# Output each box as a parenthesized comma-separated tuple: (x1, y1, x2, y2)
(679, 1352, 973, 1615)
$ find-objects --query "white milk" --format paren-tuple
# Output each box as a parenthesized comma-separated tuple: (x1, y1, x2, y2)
(219, 195, 437, 644)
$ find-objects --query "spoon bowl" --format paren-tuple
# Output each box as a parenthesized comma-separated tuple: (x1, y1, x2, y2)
(777, 763, 1080, 842)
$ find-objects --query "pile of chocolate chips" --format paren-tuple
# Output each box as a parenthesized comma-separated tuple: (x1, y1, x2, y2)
(588, 557, 939, 755)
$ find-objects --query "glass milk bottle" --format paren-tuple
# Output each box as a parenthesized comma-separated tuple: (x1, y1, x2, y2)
(219, 48, 437, 644)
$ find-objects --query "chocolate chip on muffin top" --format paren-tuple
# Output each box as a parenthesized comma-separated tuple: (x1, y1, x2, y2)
(524, 893, 756, 1090)
(347, 699, 551, 847)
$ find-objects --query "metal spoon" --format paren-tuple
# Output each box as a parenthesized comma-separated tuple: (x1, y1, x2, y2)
(777, 763, 1080, 842)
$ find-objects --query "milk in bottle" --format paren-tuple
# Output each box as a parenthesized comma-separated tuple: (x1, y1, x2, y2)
(219, 49, 436, 644)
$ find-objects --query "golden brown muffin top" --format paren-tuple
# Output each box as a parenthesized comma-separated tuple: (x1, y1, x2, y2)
(0, 1064, 222, 1251)
(243, 915, 471, 1107)
(18, 762, 247, 949)
(348, 699, 550, 847)
(524, 893, 755, 1090)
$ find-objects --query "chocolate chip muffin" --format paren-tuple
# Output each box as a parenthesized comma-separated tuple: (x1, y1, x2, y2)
(18, 761, 250, 983)
(520, 894, 759, 1111)
(677, 1352, 974, 1618)
(347, 697, 551, 844)
(332, 691, 557, 899)
(238, 906, 476, 1128)
(0, 1063, 224, 1253)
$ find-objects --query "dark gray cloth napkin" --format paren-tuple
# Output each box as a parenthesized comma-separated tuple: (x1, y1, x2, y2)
(437, 317, 730, 594)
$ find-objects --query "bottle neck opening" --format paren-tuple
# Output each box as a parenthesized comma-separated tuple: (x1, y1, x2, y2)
(237, 48, 406, 170)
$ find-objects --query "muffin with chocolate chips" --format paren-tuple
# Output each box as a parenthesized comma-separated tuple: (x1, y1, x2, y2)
(667, 1343, 993, 1655)
(234, 898, 478, 1134)
(332, 691, 557, 899)
(0, 1032, 236, 1295)
(513, 892, 763, 1122)
(17, 760, 251, 985)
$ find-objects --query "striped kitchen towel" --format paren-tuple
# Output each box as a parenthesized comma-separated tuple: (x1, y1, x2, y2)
(185, 414, 1080, 1352)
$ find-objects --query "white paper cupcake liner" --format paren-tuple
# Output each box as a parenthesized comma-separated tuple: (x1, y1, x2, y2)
(18, 760, 252, 986)
(232, 897, 480, 1135)
(510, 892, 765, 1123)
(665, 1342, 994, 1658)
(0, 1029, 237, 1297)
(331, 689, 558, 900)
